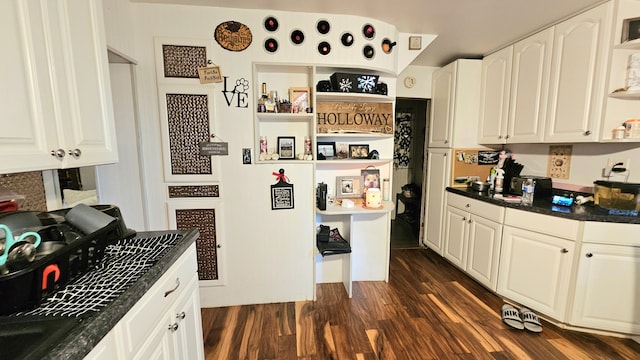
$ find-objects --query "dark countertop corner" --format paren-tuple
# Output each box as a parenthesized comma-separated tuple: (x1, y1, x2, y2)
(447, 187, 640, 224)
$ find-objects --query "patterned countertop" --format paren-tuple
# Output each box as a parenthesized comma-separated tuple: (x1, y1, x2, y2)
(1, 229, 199, 360)
(447, 187, 640, 224)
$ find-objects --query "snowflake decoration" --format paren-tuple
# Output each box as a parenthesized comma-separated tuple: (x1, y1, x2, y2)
(358, 76, 377, 92)
(338, 78, 353, 92)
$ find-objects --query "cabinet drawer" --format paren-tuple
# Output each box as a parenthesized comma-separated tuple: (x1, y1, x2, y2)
(582, 222, 640, 246)
(118, 244, 198, 358)
(447, 193, 505, 223)
(505, 208, 580, 240)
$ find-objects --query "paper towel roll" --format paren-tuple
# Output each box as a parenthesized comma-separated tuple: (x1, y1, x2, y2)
(626, 53, 640, 92)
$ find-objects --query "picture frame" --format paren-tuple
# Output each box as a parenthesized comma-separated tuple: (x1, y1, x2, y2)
(408, 36, 422, 50)
(277, 136, 295, 160)
(336, 143, 349, 159)
(289, 87, 310, 113)
(349, 144, 370, 159)
(336, 176, 362, 198)
(622, 17, 640, 43)
(317, 141, 336, 159)
(361, 167, 381, 192)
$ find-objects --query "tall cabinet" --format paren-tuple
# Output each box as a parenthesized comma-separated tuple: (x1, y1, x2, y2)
(253, 64, 396, 298)
(423, 59, 482, 254)
(0, 0, 118, 174)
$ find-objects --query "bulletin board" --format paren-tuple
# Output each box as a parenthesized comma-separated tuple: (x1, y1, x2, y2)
(450, 148, 500, 187)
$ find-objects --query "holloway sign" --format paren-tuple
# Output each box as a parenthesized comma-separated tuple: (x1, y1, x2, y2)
(316, 102, 393, 134)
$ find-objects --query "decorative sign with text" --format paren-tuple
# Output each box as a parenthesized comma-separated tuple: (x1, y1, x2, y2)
(198, 66, 223, 84)
(316, 102, 393, 134)
(199, 142, 229, 156)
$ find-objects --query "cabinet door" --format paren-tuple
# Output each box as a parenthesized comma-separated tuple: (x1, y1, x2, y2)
(571, 243, 640, 334)
(423, 149, 451, 255)
(53, 0, 118, 168)
(83, 330, 121, 360)
(508, 28, 553, 143)
(429, 62, 455, 147)
(171, 277, 205, 360)
(444, 206, 468, 269)
(545, 2, 613, 142)
(466, 215, 502, 291)
(478, 46, 512, 144)
(0, 0, 62, 173)
(498, 226, 574, 320)
(133, 312, 175, 360)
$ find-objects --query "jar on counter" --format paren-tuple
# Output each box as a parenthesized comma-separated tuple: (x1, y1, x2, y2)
(624, 119, 640, 138)
(612, 126, 626, 139)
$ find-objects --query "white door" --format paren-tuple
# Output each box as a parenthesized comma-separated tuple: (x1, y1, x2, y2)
(443, 206, 468, 269)
(498, 226, 574, 319)
(423, 149, 451, 255)
(478, 46, 512, 145)
(508, 28, 553, 143)
(429, 62, 455, 147)
(545, 2, 613, 142)
(571, 243, 640, 334)
(466, 215, 502, 291)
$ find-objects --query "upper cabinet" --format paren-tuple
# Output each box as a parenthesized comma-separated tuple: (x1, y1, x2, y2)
(0, 0, 118, 175)
(479, 1, 622, 144)
(545, 2, 613, 142)
(429, 59, 482, 148)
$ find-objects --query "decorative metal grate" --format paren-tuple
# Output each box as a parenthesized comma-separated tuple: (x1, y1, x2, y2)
(166, 93, 212, 175)
(174, 208, 218, 280)
(168, 185, 219, 198)
(162, 45, 207, 78)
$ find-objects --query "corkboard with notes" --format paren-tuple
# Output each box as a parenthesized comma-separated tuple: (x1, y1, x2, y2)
(450, 148, 499, 187)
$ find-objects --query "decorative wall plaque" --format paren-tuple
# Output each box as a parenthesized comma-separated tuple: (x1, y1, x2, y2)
(214, 21, 252, 51)
(316, 102, 393, 134)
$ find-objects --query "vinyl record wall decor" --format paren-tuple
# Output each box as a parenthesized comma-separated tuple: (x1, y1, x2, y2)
(290, 30, 304, 45)
(264, 16, 278, 32)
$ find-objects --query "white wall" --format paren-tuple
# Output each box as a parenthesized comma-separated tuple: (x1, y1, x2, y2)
(129, 3, 423, 307)
(397, 65, 438, 99)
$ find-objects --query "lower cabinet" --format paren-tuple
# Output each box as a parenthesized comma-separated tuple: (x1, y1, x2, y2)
(570, 243, 640, 334)
(84, 243, 204, 360)
(497, 226, 574, 320)
(423, 149, 451, 255)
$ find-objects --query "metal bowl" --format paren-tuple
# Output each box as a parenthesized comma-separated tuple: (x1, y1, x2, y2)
(470, 181, 491, 192)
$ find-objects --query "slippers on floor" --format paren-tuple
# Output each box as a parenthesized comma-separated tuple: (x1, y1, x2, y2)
(519, 307, 543, 333)
(501, 304, 524, 330)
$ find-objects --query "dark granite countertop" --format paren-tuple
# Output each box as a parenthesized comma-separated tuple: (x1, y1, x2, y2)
(447, 187, 640, 224)
(1, 229, 199, 360)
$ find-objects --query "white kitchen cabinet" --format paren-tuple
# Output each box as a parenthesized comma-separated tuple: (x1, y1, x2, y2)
(545, 1, 613, 142)
(429, 59, 482, 148)
(478, 46, 512, 144)
(423, 149, 451, 255)
(83, 331, 120, 360)
(444, 193, 504, 291)
(498, 225, 575, 320)
(0, 0, 118, 174)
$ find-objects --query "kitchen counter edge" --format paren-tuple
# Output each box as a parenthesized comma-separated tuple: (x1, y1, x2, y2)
(44, 229, 200, 360)
(446, 187, 640, 224)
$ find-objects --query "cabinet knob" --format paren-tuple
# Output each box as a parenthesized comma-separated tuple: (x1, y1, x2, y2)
(217, 244, 222, 248)
(176, 311, 186, 320)
(465, 204, 470, 208)
(561, 248, 569, 253)
(462, 217, 467, 221)
(51, 149, 66, 159)
(168, 323, 179, 332)
(584, 130, 592, 136)
(468, 219, 473, 224)
(68, 148, 82, 158)
(586, 252, 593, 258)
(444, 140, 448, 144)
(505, 134, 510, 139)
(497, 135, 503, 139)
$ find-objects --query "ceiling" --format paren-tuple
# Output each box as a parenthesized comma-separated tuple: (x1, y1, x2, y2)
(133, 0, 605, 67)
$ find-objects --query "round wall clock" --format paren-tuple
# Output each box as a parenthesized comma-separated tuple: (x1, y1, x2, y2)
(404, 76, 416, 88)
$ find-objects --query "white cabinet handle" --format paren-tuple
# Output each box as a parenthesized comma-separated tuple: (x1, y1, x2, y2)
(176, 311, 186, 320)
(168, 323, 179, 332)
(68, 148, 82, 158)
(51, 149, 66, 158)
(164, 277, 180, 297)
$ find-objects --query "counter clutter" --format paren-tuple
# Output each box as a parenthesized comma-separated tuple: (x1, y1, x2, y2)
(0, 229, 199, 360)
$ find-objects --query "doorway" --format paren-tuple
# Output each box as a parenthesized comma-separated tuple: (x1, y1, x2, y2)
(391, 97, 429, 248)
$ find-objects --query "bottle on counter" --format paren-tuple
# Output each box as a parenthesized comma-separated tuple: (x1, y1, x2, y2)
(494, 168, 505, 194)
(257, 83, 268, 113)
(521, 178, 535, 205)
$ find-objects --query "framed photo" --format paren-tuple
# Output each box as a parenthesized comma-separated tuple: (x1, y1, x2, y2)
(622, 17, 640, 43)
(408, 36, 422, 50)
(317, 141, 336, 159)
(271, 182, 294, 210)
(289, 87, 310, 113)
(349, 144, 370, 159)
(361, 167, 380, 191)
(336, 143, 349, 159)
(336, 176, 362, 198)
(277, 136, 295, 160)
(242, 148, 252, 164)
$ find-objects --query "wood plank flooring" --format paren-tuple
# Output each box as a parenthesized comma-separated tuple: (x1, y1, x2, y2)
(201, 248, 640, 359)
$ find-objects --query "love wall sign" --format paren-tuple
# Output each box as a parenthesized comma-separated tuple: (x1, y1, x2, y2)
(316, 102, 393, 134)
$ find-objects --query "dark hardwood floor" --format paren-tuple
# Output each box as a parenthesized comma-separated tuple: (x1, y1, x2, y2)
(201, 248, 640, 359)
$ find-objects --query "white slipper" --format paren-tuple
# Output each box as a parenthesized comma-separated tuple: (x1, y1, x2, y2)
(501, 304, 524, 330)
(519, 307, 543, 333)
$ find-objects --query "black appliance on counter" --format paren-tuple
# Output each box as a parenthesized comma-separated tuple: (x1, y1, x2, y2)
(0, 205, 135, 315)
(509, 176, 553, 198)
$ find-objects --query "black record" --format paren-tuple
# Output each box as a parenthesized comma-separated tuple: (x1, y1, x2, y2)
(264, 16, 278, 32)
(341, 32, 354, 47)
(291, 30, 304, 45)
(318, 41, 331, 55)
(363, 44, 374, 59)
(264, 38, 278, 53)
(317, 20, 330, 34)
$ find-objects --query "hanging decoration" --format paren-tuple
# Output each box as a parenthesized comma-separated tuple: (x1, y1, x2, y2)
(394, 111, 412, 168)
(214, 21, 252, 51)
(271, 169, 294, 210)
(197, 61, 223, 84)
